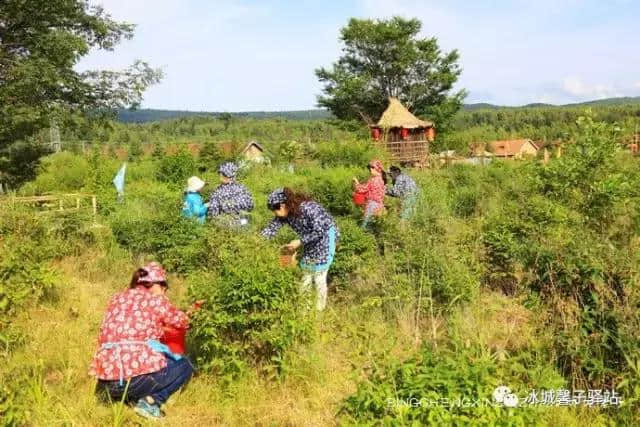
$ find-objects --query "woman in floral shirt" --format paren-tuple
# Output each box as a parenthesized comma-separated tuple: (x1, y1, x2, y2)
(261, 188, 339, 311)
(353, 159, 387, 228)
(90, 262, 193, 419)
(207, 162, 254, 227)
(386, 165, 419, 220)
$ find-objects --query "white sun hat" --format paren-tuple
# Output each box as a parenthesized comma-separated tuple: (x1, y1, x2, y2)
(186, 176, 205, 192)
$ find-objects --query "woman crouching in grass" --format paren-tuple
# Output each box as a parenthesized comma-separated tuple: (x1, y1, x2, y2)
(90, 262, 194, 419)
(261, 188, 339, 311)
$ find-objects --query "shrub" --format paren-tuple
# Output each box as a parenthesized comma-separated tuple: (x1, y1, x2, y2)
(313, 140, 385, 168)
(20, 152, 90, 194)
(155, 148, 197, 185)
(305, 166, 360, 216)
(340, 345, 562, 425)
(198, 140, 224, 172)
(110, 210, 208, 274)
(188, 229, 311, 379)
(480, 152, 640, 390)
(380, 219, 479, 308)
(331, 217, 378, 282)
(451, 188, 477, 218)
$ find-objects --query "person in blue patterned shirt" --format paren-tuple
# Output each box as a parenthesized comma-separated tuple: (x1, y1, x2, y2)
(386, 166, 419, 221)
(261, 188, 339, 311)
(207, 162, 254, 227)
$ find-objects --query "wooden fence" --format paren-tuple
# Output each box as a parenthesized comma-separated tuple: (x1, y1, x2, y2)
(1, 193, 98, 222)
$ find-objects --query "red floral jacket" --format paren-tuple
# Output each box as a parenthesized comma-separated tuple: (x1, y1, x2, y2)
(356, 175, 386, 213)
(89, 286, 189, 381)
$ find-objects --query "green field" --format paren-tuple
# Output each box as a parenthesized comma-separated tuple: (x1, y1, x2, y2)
(1, 108, 639, 425)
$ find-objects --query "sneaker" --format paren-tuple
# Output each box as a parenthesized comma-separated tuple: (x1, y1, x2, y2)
(134, 397, 163, 419)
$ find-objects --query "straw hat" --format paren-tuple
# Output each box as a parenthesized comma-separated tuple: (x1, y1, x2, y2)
(186, 176, 205, 192)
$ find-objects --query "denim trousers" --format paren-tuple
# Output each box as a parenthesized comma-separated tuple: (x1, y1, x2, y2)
(97, 356, 193, 405)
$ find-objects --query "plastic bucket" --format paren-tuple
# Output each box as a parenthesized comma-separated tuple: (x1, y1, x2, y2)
(352, 192, 366, 206)
(161, 326, 186, 354)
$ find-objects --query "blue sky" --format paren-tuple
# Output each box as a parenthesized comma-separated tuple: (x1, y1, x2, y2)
(79, 0, 640, 111)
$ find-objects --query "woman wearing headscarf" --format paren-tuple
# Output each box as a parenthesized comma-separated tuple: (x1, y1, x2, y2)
(386, 165, 419, 221)
(261, 188, 339, 311)
(207, 162, 254, 227)
(90, 262, 193, 419)
(353, 159, 387, 228)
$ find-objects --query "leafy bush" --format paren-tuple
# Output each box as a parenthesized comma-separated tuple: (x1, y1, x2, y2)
(20, 152, 90, 194)
(155, 148, 197, 184)
(0, 211, 83, 355)
(479, 118, 640, 392)
(332, 217, 378, 282)
(340, 345, 562, 425)
(304, 166, 360, 216)
(188, 229, 311, 379)
(379, 219, 479, 308)
(451, 188, 477, 218)
(110, 210, 208, 274)
(198, 140, 224, 172)
(313, 140, 385, 168)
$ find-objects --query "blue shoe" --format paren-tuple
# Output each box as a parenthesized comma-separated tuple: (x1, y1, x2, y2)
(134, 397, 163, 419)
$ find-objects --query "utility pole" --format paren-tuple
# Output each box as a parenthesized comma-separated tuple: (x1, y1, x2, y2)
(50, 122, 61, 153)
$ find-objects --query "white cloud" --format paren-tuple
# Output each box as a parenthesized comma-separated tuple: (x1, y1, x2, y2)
(562, 77, 621, 100)
(75, 0, 640, 109)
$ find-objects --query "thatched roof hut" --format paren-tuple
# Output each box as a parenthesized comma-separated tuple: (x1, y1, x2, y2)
(376, 97, 434, 129)
(370, 98, 435, 165)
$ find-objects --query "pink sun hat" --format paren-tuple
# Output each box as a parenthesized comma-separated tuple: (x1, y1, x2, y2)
(137, 261, 167, 283)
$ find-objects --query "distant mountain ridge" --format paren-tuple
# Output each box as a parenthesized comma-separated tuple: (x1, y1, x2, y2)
(464, 96, 640, 110)
(117, 96, 640, 123)
(117, 109, 332, 123)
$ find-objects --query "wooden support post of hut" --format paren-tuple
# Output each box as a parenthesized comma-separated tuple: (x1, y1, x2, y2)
(370, 97, 435, 166)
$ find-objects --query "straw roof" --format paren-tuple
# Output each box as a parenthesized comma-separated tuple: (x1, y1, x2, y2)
(375, 97, 434, 129)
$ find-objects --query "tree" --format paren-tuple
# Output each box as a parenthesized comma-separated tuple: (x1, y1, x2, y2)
(219, 113, 234, 131)
(198, 140, 223, 172)
(128, 138, 143, 161)
(151, 142, 166, 160)
(0, 0, 162, 184)
(316, 17, 465, 131)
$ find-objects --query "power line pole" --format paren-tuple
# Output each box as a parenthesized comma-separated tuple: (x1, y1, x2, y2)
(50, 122, 61, 153)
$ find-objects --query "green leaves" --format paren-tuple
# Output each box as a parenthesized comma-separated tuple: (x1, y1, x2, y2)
(0, 0, 161, 186)
(316, 17, 465, 130)
(187, 230, 311, 379)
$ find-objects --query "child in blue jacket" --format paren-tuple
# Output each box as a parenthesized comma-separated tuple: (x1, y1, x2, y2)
(182, 176, 208, 224)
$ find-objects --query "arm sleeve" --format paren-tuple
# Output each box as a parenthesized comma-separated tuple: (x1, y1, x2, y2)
(208, 191, 221, 217)
(260, 217, 284, 239)
(386, 181, 400, 197)
(154, 296, 189, 329)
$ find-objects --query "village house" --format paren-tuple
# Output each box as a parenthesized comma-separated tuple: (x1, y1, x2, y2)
(370, 97, 435, 164)
(473, 139, 540, 159)
(241, 141, 266, 163)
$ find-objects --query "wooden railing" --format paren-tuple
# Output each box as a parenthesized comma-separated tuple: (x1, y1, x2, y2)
(381, 140, 429, 162)
(1, 193, 98, 222)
